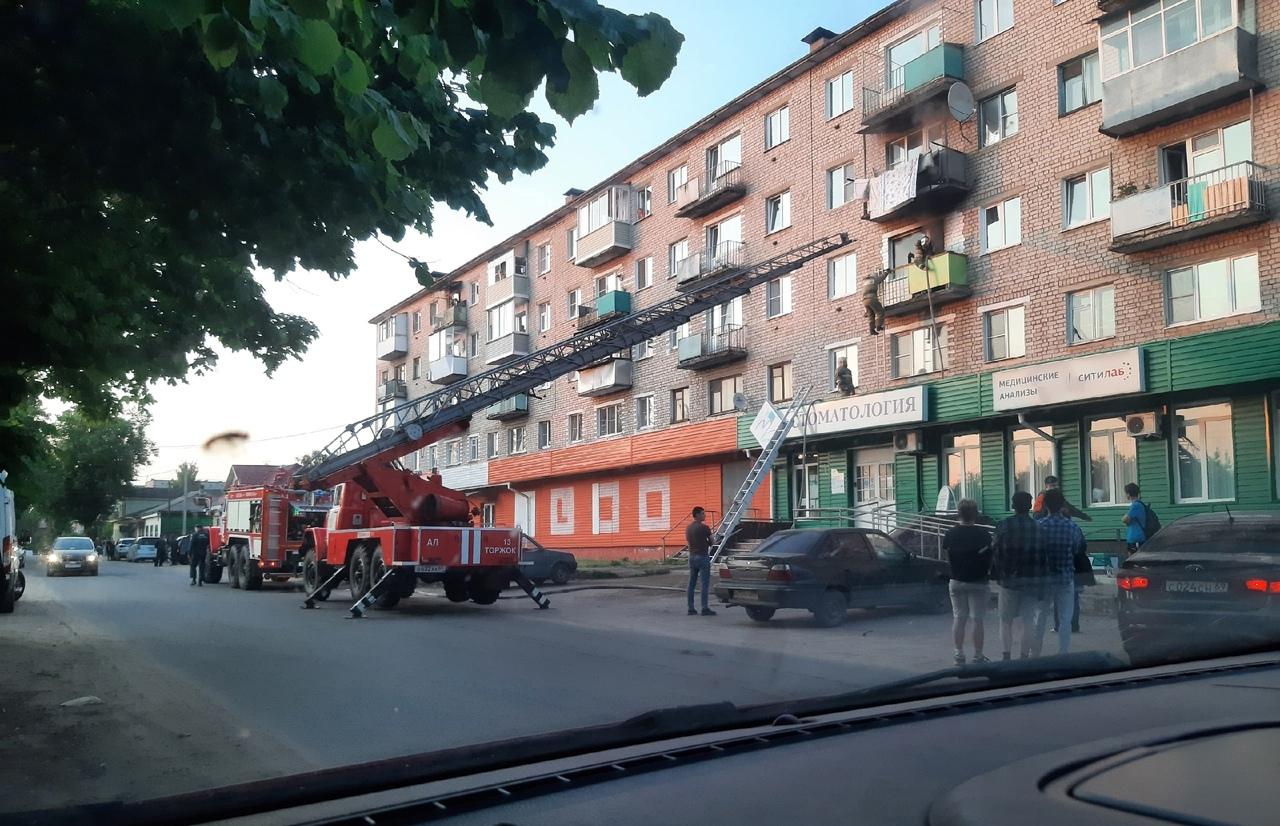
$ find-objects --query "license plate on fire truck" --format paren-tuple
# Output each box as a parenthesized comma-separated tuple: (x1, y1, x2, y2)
(414, 564, 447, 574)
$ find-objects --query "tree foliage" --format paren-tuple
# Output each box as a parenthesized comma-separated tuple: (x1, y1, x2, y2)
(1, 0, 682, 424)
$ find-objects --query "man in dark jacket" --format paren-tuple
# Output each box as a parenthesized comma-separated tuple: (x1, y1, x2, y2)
(685, 506, 716, 617)
(188, 527, 210, 586)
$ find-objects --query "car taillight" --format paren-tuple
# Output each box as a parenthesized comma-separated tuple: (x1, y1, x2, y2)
(1118, 575, 1149, 590)
(718, 565, 731, 579)
(767, 564, 793, 583)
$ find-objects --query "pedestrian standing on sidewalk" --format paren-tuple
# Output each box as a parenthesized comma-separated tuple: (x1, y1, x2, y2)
(1122, 482, 1148, 555)
(685, 506, 716, 617)
(990, 491, 1047, 660)
(943, 499, 993, 665)
(1036, 488, 1086, 655)
(188, 527, 210, 586)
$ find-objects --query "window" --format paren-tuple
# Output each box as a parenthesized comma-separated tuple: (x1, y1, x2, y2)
(1100, 0, 1237, 80)
(537, 420, 552, 449)
(825, 71, 854, 119)
(567, 288, 581, 319)
(1175, 402, 1235, 502)
(765, 105, 790, 149)
(708, 375, 743, 415)
(1166, 253, 1260, 324)
(565, 227, 576, 261)
(667, 239, 688, 278)
(1087, 417, 1138, 506)
(827, 253, 857, 299)
(1069, 285, 1116, 343)
(765, 191, 791, 233)
(945, 434, 983, 507)
(668, 321, 691, 352)
(885, 124, 945, 170)
(978, 88, 1018, 147)
(636, 186, 652, 218)
(597, 404, 622, 437)
(667, 164, 687, 203)
(977, 0, 1014, 41)
(765, 276, 793, 318)
(768, 362, 793, 403)
(411, 311, 421, 333)
(981, 196, 1022, 252)
(411, 357, 420, 380)
(891, 325, 948, 377)
(635, 396, 654, 430)
(538, 242, 551, 274)
(671, 388, 689, 423)
(467, 434, 479, 463)
(828, 343, 858, 388)
(1064, 167, 1111, 227)
(634, 257, 653, 291)
(1059, 52, 1101, 114)
(509, 426, 527, 454)
(486, 432, 498, 459)
(826, 163, 856, 209)
(984, 305, 1026, 361)
(538, 302, 551, 333)
(567, 412, 584, 443)
(482, 503, 496, 527)
(1010, 426, 1056, 496)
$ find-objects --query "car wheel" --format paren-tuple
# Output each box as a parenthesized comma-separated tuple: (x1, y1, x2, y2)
(812, 590, 848, 628)
(549, 562, 573, 586)
(745, 606, 776, 623)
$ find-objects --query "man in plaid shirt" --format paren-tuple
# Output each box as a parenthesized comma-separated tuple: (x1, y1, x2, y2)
(1036, 488, 1085, 656)
(991, 491, 1047, 659)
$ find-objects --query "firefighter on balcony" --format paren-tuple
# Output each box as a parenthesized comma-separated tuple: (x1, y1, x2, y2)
(862, 269, 890, 335)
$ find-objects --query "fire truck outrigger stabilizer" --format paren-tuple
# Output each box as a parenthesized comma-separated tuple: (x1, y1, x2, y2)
(284, 233, 850, 617)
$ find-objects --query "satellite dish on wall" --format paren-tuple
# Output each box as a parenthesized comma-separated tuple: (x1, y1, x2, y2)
(947, 82, 976, 123)
(732, 392, 750, 413)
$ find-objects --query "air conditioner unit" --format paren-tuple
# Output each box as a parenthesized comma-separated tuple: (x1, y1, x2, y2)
(1125, 413, 1161, 438)
(894, 429, 925, 454)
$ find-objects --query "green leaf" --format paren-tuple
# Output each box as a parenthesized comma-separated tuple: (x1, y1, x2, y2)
(372, 112, 417, 161)
(544, 41, 597, 122)
(618, 15, 683, 96)
(258, 75, 289, 118)
(293, 19, 342, 74)
(334, 48, 369, 94)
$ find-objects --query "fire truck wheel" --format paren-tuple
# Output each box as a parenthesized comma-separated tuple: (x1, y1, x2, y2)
(368, 549, 400, 609)
(443, 574, 468, 603)
(228, 547, 242, 589)
(348, 547, 373, 600)
(242, 548, 264, 591)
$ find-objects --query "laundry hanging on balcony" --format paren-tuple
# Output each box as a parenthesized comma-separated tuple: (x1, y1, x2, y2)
(869, 162, 918, 220)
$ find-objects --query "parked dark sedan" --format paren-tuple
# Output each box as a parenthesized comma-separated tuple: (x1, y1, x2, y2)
(1118, 511, 1280, 664)
(523, 547, 577, 586)
(47, 536, 100, 576)
(714, 528, 949, 627)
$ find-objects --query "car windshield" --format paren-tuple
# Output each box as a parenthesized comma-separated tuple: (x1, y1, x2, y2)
(5, 0, 1277, 817)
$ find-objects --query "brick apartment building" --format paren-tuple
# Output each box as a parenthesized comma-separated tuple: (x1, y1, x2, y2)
(370, 0, 1280, 558)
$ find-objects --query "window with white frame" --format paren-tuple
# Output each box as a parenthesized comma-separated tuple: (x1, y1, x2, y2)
(567, 412, 583, 443)
(708, 375, 743, 415)
(766, 275, 793, 318)
(891, 325, 948, 377)
(768, 362, 793, 403)
(597, 403, 622, 437)
(635, 256, 654, 290)
(632, 338, 654, 360)
(977, 0, 1014, 42)
(509, 425, 527, 454)
(825, 71, 854, 119)
(636, 186, 652, 217)
(1100, 0, 1238, 80)
(1175, 402, 1235, 502)
(765, 191, 791, 233)
(827, 163, 856, 209)
(1064, 167, 1111, 227)
(828, 343, 858, 388)
(1166, 253, 1260, 325)
(635, 395, 655, 430)
(537, 242, 551, 274)
(485, 432, 498, 459)
(671, 387, 689, 423)
(765, 105, 790, 149)
(828, 253, 857, 299)
(1010, 426, 1056, 496)
(667, 164, 687, 203)
(467, 434, 479, 462)
(978, 88, 1018, 147)
(1059, 52, 1101, 114)
(945, 434, 983, 506)
(537, 301, 551, 333)
(1068, 285, 1116, 343)
(668, 238, 688, 278)
(537, 420, 552, 449)
(1087, 417, 1138, 506)
(981, 196, 1022, 252)
(567, 288, 581, 319)
(984, 305, 1026, 361)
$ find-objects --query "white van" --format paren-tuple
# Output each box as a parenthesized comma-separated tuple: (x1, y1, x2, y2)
(1, 470, 21, 613)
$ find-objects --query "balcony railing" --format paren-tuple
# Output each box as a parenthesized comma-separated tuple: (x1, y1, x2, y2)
(861, 43, 964, 133)
(486, 393, 529, 421)
(1110, 162, 1268, 253)
(674, 162, 748, 218)
(574, 220, 634, 268)
(867, 146, 969, 222)
(876, 251, 970, 317)
(485, 331, 532, 365)
(576, 290, 633, 331)
(677, 324, 748, 370)
(377, 378, 407, 403)
(674, 240, 748, 288)
(428, 354, 468, 384)
(432, 303, 467, 332)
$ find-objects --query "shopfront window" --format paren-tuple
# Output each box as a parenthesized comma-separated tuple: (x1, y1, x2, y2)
(945, 434, 982, 508)
(1175, 402, 1235, 502)
(1010, 426, 1055, 496)
(1088, 417, 1138, 506)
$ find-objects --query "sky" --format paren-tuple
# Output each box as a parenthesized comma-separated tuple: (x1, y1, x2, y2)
(139, 0, 879, 485)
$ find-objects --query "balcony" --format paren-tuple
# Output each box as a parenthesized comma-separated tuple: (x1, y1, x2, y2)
(1109, 162, 1268, 253)
(677, 325, 748, 370)
(1100, 26, 1262, 137)
(485, 331, 531, 365)
(867, 147, 969, 222)
(428, 354, 468, 384)
(486, 273, 530, 307)
(861, 43, 965, 134)
(375, 313, 408, 360)
(877, 251, 970, 318)
(674, 162, 748, 218)
(577, 358, 634, 397)
(576, 290, 633, 331)
(432, 303, 467, 332)
(377, 379, 407, 403)
(674, 241, 748, 291)
(574, 220, 634, 268)
(486, 393, 529, 421)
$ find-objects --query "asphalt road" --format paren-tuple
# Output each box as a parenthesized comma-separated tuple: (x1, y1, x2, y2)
(1, 555, 1123, 814)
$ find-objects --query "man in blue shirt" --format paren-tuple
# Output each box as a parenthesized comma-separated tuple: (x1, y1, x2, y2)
(1036, 488, 1085, 656)
(1122, 482, 1147, 554)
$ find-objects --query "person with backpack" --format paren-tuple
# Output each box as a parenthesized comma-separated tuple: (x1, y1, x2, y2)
(1122, 482, 1159, 554)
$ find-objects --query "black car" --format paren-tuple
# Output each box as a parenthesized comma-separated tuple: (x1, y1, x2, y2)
(523, 546, 577, 586)
(1118, 511, 1280, 663)
(714, 528, 949, 626)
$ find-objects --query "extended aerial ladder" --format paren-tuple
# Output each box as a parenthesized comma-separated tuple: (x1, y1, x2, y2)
(295, 233, 851, 616)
